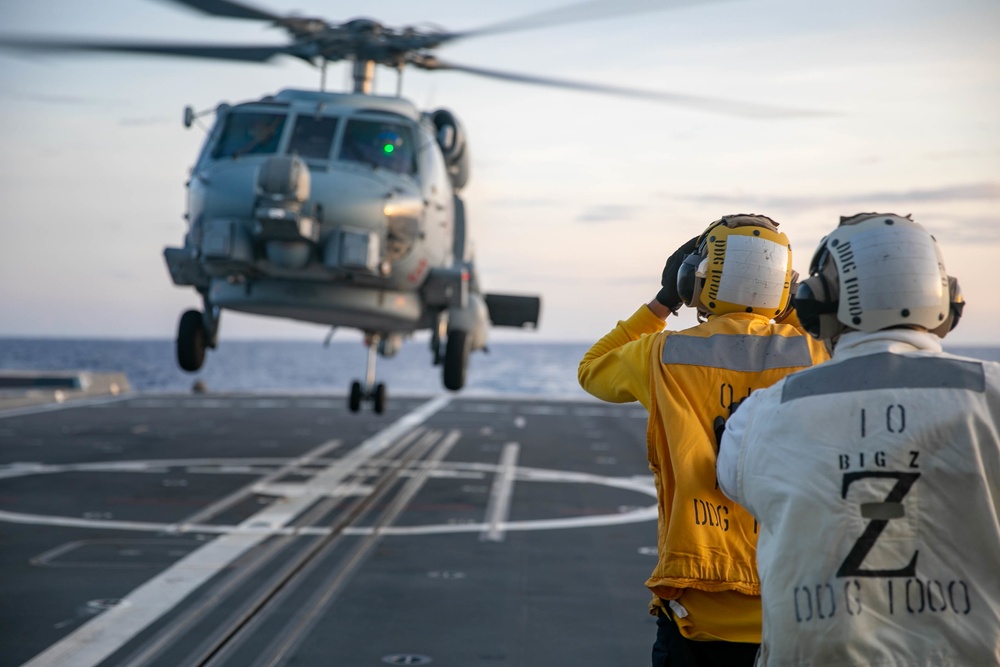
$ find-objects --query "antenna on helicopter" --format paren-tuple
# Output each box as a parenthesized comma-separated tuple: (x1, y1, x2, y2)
(396, 63, 405, 98)
(352, 60, 375, 95)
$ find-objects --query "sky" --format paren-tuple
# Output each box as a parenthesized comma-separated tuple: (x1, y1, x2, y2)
(0, 0, 998, 345)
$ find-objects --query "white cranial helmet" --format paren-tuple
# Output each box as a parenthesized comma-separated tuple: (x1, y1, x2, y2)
(795, 213, 963, 339)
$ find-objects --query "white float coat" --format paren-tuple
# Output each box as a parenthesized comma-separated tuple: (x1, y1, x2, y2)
(718, 329, 1000, 666)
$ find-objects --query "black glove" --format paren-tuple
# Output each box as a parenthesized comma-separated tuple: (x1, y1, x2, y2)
(714, 397, 747, 451)
(655, 235, 700, 313)
(713, 415, 727, 452)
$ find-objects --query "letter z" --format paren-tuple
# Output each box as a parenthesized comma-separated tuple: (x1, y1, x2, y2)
(836, 471, 921, 578)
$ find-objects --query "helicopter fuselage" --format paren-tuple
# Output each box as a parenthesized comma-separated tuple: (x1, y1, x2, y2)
(165, 88, 473, 336)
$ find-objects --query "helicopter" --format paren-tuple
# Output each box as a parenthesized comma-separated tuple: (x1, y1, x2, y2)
(0, 0, 819, 413)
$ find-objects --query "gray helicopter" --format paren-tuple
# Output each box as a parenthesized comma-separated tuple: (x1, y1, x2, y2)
(1, 0, 819, 413)
(167, 89, 530, 413)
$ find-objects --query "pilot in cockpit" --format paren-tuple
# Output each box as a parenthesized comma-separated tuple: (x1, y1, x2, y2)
(340, 120, 415, 175)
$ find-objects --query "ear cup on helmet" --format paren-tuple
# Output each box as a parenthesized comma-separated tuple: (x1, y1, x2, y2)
(931, 275, 965, 337)
(676, 252, 703, 307)
(948, 276, 965, 331)
(807, 240, 830, 277)
(795, 251, 844, 340)
(794, 280, 831, 339)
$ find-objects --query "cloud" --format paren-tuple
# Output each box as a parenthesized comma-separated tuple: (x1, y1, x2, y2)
(923, 150, 1000, 161)
(919, 213, 1000, 243)
(673, 182, 1000, 211)
(575, 204, 640, 223)
(605, 275, 654, 286)
(868, 183, 1000, 203)
(4, 92, 104, 106)
(486, 198, 561, 209)
(118, 117, 172, 127)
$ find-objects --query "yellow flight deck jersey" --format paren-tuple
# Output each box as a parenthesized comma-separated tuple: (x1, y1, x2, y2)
(578, 305, 829, 642)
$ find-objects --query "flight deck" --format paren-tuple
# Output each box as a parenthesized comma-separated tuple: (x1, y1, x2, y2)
(0, 392, 657, 667)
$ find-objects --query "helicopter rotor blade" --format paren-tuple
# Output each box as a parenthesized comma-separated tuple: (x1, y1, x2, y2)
(0, 37, 303, 63)
(155, 0, 284, 22)
(446, 0, 738, 42)
(414, 57, 829, 119)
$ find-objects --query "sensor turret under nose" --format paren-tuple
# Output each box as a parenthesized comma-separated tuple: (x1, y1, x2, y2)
(254, 155, 318, 269)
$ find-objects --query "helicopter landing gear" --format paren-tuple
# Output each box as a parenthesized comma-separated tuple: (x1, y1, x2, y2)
(348, 336, 387, 414)
(177, 310, 206, 372)
(443, 329, 470, 391)
(176, 301, 220, 373)
(431, 316, 447, 366)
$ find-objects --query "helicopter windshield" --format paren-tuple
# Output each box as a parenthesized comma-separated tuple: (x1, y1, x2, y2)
(212, 112, 287, 159)
(287, 115, 339, 160)
(339, 119, 416, 176)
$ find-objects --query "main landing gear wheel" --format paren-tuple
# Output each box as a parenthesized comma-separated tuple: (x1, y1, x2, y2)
(177, 309, 206, 372)
(443, 329, 469, 391)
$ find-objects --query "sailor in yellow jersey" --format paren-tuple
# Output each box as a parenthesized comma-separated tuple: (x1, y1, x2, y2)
(578, 215, 829, 667)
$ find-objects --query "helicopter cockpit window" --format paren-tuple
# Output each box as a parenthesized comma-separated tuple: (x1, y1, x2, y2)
(212, 112, 287, 159)
(287, 115, 339, 160)
(339, 119, 416, 175)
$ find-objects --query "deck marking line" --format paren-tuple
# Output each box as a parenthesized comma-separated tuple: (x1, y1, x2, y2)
(17, 395, 452, 667)
(0, 464, 657, 537)
(19, 532, 271, 667)
(255, 430, 461, 666)
(0, 394, 129, 420)
(480, 442, 520, 542)
(172, 439, 343, 529)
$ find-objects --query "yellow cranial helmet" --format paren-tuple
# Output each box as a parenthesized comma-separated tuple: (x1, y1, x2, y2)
(678, 214, 794, 317)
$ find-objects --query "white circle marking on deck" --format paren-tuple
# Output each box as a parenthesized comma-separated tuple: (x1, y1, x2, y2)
(0, 458, 656, 536)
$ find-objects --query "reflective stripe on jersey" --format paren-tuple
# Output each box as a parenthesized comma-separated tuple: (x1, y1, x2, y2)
(662, 333, 813, 372)
(781, 352, 985, 403)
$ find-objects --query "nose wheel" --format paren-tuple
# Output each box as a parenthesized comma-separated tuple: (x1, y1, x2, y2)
(348, 336, 387, 414)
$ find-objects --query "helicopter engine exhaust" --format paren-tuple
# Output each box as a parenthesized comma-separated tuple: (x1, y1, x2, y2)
(429, 109, 469, 191)
(254, 155, 318, 270)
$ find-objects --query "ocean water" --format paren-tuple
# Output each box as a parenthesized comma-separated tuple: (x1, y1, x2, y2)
(0, 338, 596, 398)
(1, 339, 997, 398)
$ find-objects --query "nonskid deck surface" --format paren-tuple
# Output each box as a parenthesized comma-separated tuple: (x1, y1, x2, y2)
(0, 393, 657, 667)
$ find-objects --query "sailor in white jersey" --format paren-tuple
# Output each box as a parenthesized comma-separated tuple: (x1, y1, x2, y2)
(717, 212, 1000, 666)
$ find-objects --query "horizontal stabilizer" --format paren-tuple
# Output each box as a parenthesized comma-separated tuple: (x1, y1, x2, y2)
(485, 294, 540, 328)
